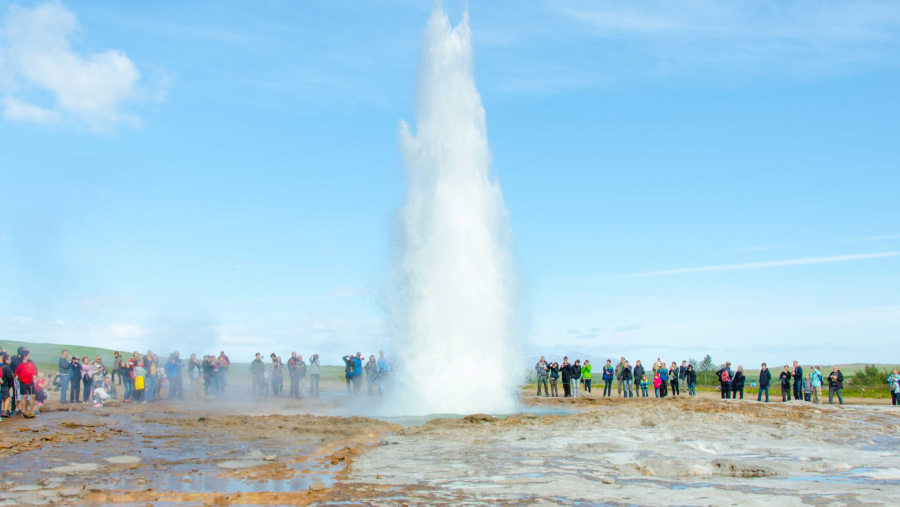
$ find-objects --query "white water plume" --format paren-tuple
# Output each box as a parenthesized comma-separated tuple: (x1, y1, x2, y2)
(391, 5, 520, 415)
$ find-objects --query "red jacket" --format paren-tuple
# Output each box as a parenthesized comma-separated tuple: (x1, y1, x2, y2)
(15, 361, 37, 385)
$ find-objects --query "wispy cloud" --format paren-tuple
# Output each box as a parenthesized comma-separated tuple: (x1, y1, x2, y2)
(623, 251, 900, 278)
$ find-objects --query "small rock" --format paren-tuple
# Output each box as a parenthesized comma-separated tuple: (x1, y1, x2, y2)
(602, 477, 615, 484)
(58, 488, 82, 498)
(309, 481, 327, 491)
(376, 474, 383, 479)
(105, 455, 141, 464)
(263, 455, 277, 461)
(10, 485, 42, 492)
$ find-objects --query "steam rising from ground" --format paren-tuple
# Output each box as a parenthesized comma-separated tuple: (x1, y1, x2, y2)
(390, 5, 520, 415)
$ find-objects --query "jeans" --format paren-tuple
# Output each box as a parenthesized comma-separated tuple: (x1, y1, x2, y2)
(602, 379, 612, 397)
(720, 382, 730, 399)
(70, 376, 80, 402)
(733, 387, 743, 399)
(793, 380, 803, 402)
(571, 379, 580, 397)
(829, 386, 843, 405)
(537, 377, 549, 396)
(623, 379, 633, 397)
(123, 379, 133, 401)
(654, 387, 659, 397)
(58, 374, 70, 403)
(549, 378, 558, 397)
(670, 379, 679, 396)
(811, 386, 820, 404)
(758, 385, 769, 402)
(583, 379, 591, 393)
(82, 377, 92, 401)
(688, 382, 696, 396)
(310, 374, 320, 397)
(781, 384, 790, 401)
(145, 375, 157, 402)
(641, 386, 648, 397)
(892, 391, 899, 406)
(616, 378, 623, 395)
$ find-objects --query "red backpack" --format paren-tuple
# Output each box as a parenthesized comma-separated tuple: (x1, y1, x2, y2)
(720, 370, 730, 382)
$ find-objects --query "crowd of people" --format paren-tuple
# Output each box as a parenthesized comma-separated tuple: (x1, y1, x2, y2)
(247, 350, 391, 400)
(534, 356, 873, 406)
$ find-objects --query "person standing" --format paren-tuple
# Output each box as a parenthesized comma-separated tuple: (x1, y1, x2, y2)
(535, 357, 550, 397)
(621, 360, 633, 398)
(633, 360, 645, 393)
(376, 351, 390, 392)
(170, 351, 184, 400)
(581, 360, 592, 396)
(887, 368, 900, 407)
(188, 354, 202, 399)
(365, 355, 379, 395)
(118, 360, 132, 402)
(308, 354, 320, 397)
(143, 351, 157, 402)
(342, 354, 355, 394)
(802, 373, 812, 402)
(601, 360, 614, 397)
(560, 357, 572, 397)
(548, 362, 560, 397)
(217, 351, 230, 392)
(758, 363, 771, 402)
(732, 366, 745, 400)
(653, 371, 662, 397)
(288, 352, 301, 398)
(350, 352, 364, 394)
(686, 364, 697, 396)
(90, 357, 107, 401)
(716, 362, 732, 399)
(1, 353, 14, 417)
(779, 365, 792, 402)
(810, 366, 823, 404)
(57, 350, 71, 404)
(80, 356, 93, 403)
(669, 362, 680, 397)
(792, 361, 803, 402)
(250, 353, 265, 399)
(615, 357, 625, 396)
(827, 366, 844, 405)
(69, 356, 82, 403)
(14, 350, 38, 413)
(571, 360, 582, 397)
(271, 356, 284, 396)
(659, 363, 669, 398)
(679, 360, 688, 392)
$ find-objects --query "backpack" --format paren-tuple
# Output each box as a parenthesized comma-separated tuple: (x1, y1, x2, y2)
(720, 370, 730, 382)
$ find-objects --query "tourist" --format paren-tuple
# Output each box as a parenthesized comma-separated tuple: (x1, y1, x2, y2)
(535, 356, 549, 397)
(668, 361, 679, 397)
(377, 351, 390, 391)
(80, 356, 93, 403)
(757, 363, 771, 402)
(792, 361, 803, 402)
(601, 360, 614, 397)
(581, 360, 592, 395)
(287, 353, 302, 398)
(1, 353, 13, 417)
(633, 360, 645, 393)
(621, 360, 633, 398)
(560, 357, 572, 397)
(272, 356, 284, 396)
(571, 360, 582, 397)
(132, 361, 147, 403)
(653, 371, 662, 397)
(351, 352, 364, 394)
(827, 366, 844, 405)
(810, 366, 823, 404)
(716, 362, 732, 399)
(615, 357, 625, 396)
(57, 350, 71, 404)
(802, 373, 812, 402)
(69, 356, 82, 403)
(732, 366, 745, 399)
(187, 354, 202, 399)
(679, 360, 688, 391)
(308, 354, 320, 397)
(92, 376, 112, 406)
(548, 361, 560, 397)
(779, 365, 792, 402)
(144, 351, 157, 402)
(111, 351, 122, 386)
(658, 362, 669, 398)
(365, 355, 379, 395)
(686, 364, 697, 397)
(202, 355, 214, 397)
(887, 369, 900, 407)
(117, 360, 132, 402)
(217, 351, 230, 391)
(165, 356, 180, 399)
(90, 357, 107, 401)
(251, 353, 265, 399)
(342, 354, 355, 394)
(639, 374, 649, 397)
(15, 350, 38, 414)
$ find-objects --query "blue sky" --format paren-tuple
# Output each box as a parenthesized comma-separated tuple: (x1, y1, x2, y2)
(1, 0, 898, 365)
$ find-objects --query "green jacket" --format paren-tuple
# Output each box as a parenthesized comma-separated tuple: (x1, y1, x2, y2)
(581, 364, 592, 379)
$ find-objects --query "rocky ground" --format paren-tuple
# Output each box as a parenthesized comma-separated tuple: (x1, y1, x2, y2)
(1, 391, 898, 505)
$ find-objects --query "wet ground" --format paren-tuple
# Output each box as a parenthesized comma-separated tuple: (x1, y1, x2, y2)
(1, 390, 899, 505)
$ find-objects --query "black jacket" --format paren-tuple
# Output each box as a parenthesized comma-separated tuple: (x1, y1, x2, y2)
(758, 369, 771, 387)
(779, 371, 792, 386)
(686, 369, 697, 384)
(571, 365, 582, 380)
(633, 365, 645, 381)
(549, 365, 559, 379)
(828, 370, 843, 389)
(732, 371, 745, 389)
(560, 364, 573, 382)
(621, 366, 633, 381)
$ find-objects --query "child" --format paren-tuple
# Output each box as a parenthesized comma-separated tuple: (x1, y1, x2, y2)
(92, 376, 112, 407)
(802, 373, 812, 402)
(640, 374, 649, 397)
(132, 363, 147, 403)
(653, 372, 662, 398)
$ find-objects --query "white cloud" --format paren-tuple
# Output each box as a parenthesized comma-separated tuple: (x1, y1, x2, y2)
(0, 1, 151, 130)
(624, 251, 900, 278)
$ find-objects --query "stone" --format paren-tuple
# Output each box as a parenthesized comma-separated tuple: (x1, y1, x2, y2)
(9, 485, 41, 492)
(309, 481, 327, 491)
(263, 455, 277, 461)
(49, 463, 101, 474)
(58, 487, 83, 498)
(602, 477, 615, 484)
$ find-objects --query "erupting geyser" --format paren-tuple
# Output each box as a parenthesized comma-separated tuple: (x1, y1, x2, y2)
(391, 4, 520, 415)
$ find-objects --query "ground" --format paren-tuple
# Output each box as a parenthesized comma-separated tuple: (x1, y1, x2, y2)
(1, 388, 899, 505)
